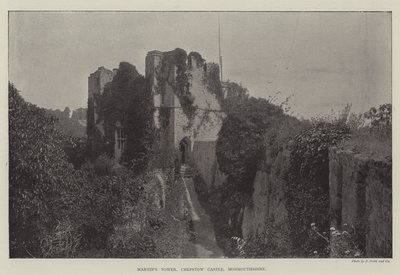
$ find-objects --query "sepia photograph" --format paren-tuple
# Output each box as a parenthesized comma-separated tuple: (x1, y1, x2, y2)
(7, 7, 392, 265)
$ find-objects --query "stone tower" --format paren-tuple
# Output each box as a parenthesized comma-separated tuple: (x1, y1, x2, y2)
(87, 49, 224, 173)
(87, 66, 114, 152)
(145, 49, 224, 166)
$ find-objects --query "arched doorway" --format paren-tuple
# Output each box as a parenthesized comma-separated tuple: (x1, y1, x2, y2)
(179, 137, 191, 165)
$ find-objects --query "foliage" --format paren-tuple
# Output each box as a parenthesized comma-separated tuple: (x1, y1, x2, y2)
(204, 63, 224, 107)
(97, 62, 155, 173)
(188, 51, 205, 68)
(216, 97, 285, 197)
(107, 171, 189, 258)
(45, 107, 86, 138)
(9, 83, 78, 257)
(230, 230, 291, 258)
(286, 121, 350, 255)
(45, 107, 88, 169)
(309, 223, 363, 258)
(63, 136, 88, 169)
(66, 156, 143, 251)
(40, 219, 82, 258)
(340, 103, 392, 160)
(364, 103, 391, 131)
(9, 83, 188, 258)
(212, 97, 296, 256)
(221, 81, 249, 114)
(156, 48, 198, 124)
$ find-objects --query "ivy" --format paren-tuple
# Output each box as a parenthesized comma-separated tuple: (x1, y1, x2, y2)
(216, 97, 285, 197)
(156, 48, 198, 126)
(286, 122, 350, 255)
(96, 62, 155, 173)
(158, 106, 171, 129)
(221, 81, 249, 114)
(204, 63, 224, 108)
(188, 51, 205, 68)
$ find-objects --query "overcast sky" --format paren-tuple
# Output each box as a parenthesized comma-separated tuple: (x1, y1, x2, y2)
(9, 12, 391, 118)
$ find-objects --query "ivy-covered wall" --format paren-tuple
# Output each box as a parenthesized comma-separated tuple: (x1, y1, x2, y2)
(87, 66, 114, 156)
(329, 147, 392, 257)
(146, 48, 225, 172)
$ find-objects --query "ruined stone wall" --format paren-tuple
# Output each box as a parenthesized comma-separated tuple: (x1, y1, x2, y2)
(329, 147, 392, 257)
(87, 67, 114, 151)
(173, 55, 223, 148)
(191, 141, 216, 186)
(145, 49, 224, 173)
(145, 51, 163, 128)
(191, 140, 227, 188)
(241, 149, 292, 255)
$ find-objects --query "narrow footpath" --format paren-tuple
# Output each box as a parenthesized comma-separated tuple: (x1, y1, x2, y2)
(181, 176, 224, 258)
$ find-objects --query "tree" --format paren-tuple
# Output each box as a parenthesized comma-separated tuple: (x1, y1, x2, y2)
(9, 83, 78, 257)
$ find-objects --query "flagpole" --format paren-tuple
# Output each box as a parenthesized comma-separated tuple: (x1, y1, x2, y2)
(218, 15, 223, 82)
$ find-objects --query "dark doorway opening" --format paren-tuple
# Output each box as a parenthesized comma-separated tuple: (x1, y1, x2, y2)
(179, 137, 191, 165)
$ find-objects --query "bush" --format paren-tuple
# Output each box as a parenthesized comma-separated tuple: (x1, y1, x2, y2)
(63, 136, 88, 169)
(286, 121, 350, 256)
(107, 172, 189, 258)
(216, 97, 284, 197)
(231, 228, 292, 258)
(9, 83, 178, 258)
(309, 223, 364, 258)
(67, 157, 143, 251)
(9, 83, 80, 257)
(340, 103, 392, 160)
(40, 219, 82, 258)
(214, 97, 299, 256)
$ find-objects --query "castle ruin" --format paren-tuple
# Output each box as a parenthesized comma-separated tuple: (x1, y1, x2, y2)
(87, 49, 227, 183)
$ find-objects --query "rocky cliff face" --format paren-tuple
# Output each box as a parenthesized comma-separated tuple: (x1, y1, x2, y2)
(239, 146, 391, 258)
(329, 147, 392, 257)
(241, 149, 292, 255)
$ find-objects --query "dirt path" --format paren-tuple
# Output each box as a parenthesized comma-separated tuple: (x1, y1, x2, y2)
(181, 178, 224, 258)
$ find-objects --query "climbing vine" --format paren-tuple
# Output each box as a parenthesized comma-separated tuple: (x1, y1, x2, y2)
(216, 97, 285, 199)
(188, 51, 205, 68)
(155, 48, 198, 126)
(286, 121, 350, 255)
(96, 62, 155, 173)
(204, 63, 224, 108)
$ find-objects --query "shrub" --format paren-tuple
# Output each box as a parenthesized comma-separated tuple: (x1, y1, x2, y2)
(40, 219, 82, 258)
(214, 97, 298, 256)
(340, 103, 392, 160)
(231, 228, 292, 258)
(309, 223, 363, 258)
(216, 97, 284, 197)
(286, 121, 350, 256)
(9, 83, 80, 257)
(67, 158, 143, 251)
(63, 136, 88, 169)
(107, 172, 189, 258)
(220, 81, 249, 114)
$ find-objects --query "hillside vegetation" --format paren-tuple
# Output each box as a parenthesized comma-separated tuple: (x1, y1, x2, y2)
(9, 83, 189, 258)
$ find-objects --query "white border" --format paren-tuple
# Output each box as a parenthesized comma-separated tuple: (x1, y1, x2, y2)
(1, 1, 398, 274)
